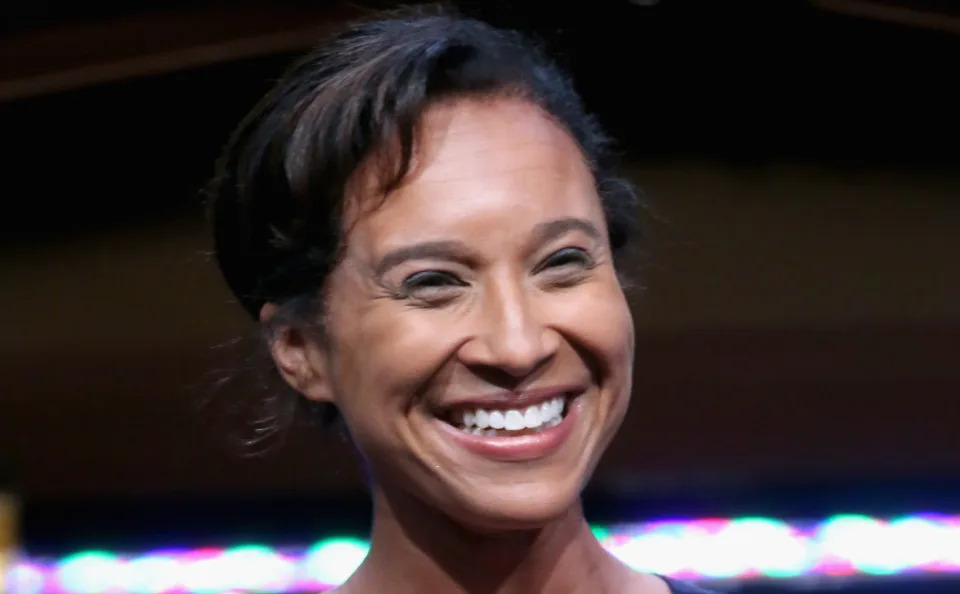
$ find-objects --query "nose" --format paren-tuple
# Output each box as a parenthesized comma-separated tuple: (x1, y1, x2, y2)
(457, 274, 559, 378)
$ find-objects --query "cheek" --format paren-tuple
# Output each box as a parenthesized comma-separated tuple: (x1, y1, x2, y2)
(557, 276, 634, 424)
(326, 305, 467, 478)
(580, 280, 634, 432)
(327, 301, 460, 420)
(559, 276, 634, 375)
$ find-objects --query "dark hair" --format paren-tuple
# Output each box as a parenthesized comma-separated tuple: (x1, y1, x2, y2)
(206, 9, 640, 440)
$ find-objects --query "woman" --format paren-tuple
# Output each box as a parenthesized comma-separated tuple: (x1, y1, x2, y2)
(209, 11, 719, 594)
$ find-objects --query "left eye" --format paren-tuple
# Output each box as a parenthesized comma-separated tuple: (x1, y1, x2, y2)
(538, 247, 593, 271)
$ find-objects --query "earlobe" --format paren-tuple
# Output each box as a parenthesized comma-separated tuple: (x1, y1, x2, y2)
(261, 304, 336, 404)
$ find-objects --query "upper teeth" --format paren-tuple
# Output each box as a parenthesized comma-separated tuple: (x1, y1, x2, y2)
(459, 396, 565, 433)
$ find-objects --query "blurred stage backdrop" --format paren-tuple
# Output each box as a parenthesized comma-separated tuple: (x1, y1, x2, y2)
(1, 1, 959, 593)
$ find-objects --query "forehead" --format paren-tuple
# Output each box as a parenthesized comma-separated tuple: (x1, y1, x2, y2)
(345, 97, 602, 252)
(412, 97, 586, 182)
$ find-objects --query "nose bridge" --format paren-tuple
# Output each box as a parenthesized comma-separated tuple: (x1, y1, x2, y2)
(477, 269, 549, 373)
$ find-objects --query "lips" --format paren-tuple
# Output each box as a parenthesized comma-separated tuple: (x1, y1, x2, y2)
(432, 388, 583, 461)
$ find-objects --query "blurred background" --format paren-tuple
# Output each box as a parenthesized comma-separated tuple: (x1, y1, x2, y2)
(1, 0, 958, 592)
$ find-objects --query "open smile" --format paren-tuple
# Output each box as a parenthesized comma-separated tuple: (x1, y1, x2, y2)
(432, 389, 583, 461)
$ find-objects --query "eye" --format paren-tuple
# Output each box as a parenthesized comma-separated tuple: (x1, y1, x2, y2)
(400, 270, 467, 302)
(538, 247, 594, 271)
(535, 247, 596, 287)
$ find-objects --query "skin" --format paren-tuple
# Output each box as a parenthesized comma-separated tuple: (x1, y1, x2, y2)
(266, 97, 668, 594)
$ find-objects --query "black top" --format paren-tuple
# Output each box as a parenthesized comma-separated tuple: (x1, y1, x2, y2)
(662, 576, 722, 593)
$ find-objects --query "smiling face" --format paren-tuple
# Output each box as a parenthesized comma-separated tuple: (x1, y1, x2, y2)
(280, 96, 634, 530)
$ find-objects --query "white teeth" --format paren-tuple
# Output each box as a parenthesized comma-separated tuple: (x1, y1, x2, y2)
(475, 409, 490, 429)
(539, 400, 552, 418)
(504, 410, 525, 431)
(455, 395, 567, 435)
(523, 406, 541, 429)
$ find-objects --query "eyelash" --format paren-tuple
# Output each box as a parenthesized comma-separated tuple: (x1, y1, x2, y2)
(535, 247, 595, 274)
(400, 270, 466, 294)
(397, 247, 596, 303)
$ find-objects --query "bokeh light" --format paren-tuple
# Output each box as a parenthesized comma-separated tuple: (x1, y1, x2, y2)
(8, 513, 956, 593)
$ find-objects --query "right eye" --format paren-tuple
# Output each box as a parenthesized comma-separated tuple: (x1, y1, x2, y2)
(400, 270, 467, 303)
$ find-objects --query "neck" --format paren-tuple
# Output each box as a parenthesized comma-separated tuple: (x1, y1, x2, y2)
(343, 488, 633, 594)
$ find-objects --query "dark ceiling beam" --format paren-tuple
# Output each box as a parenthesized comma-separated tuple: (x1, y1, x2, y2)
(4, 1, 956, 104)
(0, 3, 362, 103)
(811, 0, 960, 35)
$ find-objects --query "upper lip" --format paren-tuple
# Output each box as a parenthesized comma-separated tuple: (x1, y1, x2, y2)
(434, 384, 585, 412)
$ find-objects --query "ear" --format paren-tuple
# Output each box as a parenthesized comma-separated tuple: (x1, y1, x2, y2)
(260, 303, 335, 404)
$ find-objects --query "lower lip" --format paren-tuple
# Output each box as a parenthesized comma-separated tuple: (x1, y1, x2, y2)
(435, 397, 580, 462)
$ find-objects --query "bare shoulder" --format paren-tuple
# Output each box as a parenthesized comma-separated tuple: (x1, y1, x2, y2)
(640, 572, 674, 594)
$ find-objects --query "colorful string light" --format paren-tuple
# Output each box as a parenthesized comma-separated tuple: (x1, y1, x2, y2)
(6, 514, 960, 593)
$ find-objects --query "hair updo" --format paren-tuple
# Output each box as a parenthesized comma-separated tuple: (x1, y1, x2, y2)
(206, 9, 640, 439)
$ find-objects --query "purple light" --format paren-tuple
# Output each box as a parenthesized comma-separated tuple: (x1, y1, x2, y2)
(11, 513, 960, 593)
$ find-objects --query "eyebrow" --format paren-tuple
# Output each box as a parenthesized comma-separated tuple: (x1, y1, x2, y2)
(373, 217, 601, 277)
(531, 217, 601, 244)
(374, 240, 475, 277)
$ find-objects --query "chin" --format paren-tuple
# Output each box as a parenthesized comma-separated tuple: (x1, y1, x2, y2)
(445, 477, 585, 534)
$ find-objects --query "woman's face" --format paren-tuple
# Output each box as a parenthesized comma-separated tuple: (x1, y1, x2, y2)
(305, 97, 633, 529)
